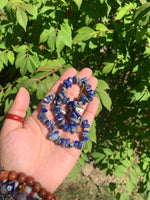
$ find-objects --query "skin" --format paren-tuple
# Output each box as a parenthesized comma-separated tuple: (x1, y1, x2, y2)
(0, 68, 99, 193)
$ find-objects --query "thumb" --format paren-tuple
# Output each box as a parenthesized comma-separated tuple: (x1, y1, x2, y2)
(1, 87, 30, 135)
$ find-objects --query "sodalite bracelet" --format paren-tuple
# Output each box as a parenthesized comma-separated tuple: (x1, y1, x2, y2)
(39, 76, 95, 149)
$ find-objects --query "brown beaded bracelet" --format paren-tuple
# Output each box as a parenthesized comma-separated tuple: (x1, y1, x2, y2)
(0, 169, 57, 200)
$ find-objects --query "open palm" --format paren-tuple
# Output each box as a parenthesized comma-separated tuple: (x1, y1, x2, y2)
(0, 68, 99, 193)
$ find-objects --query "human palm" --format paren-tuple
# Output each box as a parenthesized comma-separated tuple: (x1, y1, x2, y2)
(0, 68, 99, 193)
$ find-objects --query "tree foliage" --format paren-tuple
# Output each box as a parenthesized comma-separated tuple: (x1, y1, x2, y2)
(0, 0, 150, 199)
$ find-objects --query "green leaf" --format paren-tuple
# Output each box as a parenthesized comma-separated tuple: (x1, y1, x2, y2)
(0, 0, 8, 9)
(46, 73, 59, 90)
(120, 190, 129, 200)
(21, 3, 37, 16)
(7, 51, 15, 65)
(39, 29, 49, 43)
(134, 3, 150, 20)
(39, 6, 54, 14)
(67, 168, 77, 181)
(36, 81, 47, 99)
(37, 58, 65, 72)
(73, 0, 83, 10)
(140, 0, 147, 4)
(99, 0, 105, 4)
(114, 165, 127, 178)
(102, 62, 114, 74)
(73, 27, 95, 42)
(115, 6, 129, 20)
(147, 191, 150, 200)
(16, 78, 36, 89)
(83, 139, 92, 153)
(126, 177, 133, 194)
(133, 163, 141, 174)
(89, 120, 96, 143)
(28, 55, 39, 72)
(15, 53, 26, 69)
(56, 34, 65, 56)
(0, 52, 8, 66)
(130, 168, 138, 185)
(16, 7, 28, 31)
(96, 23, 108, 31)
(89, 41, 97, 49)
(4, 86, 17, 98)
(115, 3, 136, 20)
(121, 160, 131, 167)
(26, 56, 36, 73)
(99, 90, 112, 111)
(98, 79, 110, 90)
(74, 163, 81, 174)
(47, 27, 56, 51)
(20, 60, 27, 75)
(0, 90, 4, 103)
(58, 20, 72, 48)
(91, 152, 104, 158)
(103, 148, 112, 155)
(4, 98, 13, 114)
(78, 157, 85, 166)
(16, 45, 27, 53)
(81, 152, 89, 162)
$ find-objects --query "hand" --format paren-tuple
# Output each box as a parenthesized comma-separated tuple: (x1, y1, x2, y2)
(0, 68, 99, 192)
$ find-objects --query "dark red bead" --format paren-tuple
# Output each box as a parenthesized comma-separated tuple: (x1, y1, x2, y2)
(18, 172, 27, 183)
(26, 176, 35, 186)
(8, 171, 18, 181)
(46, 192, 54, 200)
(39, 187, 47, 198)
(32, 182, 41, 192)
(0, 170, 9, 180)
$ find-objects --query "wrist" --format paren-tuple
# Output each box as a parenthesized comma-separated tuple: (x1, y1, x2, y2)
(0, 168, 57, 200)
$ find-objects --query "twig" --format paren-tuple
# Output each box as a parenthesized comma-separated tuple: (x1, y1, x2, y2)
(34, 65, 65, 82)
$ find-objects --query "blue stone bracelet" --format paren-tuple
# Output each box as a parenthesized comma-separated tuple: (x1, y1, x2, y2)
(39, 76, 95, 149)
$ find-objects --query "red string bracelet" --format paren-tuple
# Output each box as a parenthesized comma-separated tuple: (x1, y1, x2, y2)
(5, 113, 24, 123)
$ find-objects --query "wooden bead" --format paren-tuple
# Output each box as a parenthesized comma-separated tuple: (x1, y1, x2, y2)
(46, 192, 53, 200)
(52, 194, 57, 200)
(8, 171, 18, 181)
(0, 170, 9, 180)
(26, 176, 35, 186)
(18, 172, 27, 183)
(39, 187, 47, 198)
(32, 181, 41, 192)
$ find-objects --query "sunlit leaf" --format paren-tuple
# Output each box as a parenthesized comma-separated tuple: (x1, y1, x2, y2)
(16, 7, 28, 31)
(0, 0, 8, 9)
(73, 0, 83, 10)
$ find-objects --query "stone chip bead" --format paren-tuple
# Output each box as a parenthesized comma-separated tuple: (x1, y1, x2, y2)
(32, 181, 41, 193)
(19, 183, 26, 193)
(16, 193, 27, 200)
(8, 171, 18, 181)
(0, 183, 9, 195)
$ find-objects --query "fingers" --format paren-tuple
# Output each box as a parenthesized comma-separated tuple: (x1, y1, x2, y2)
(27, 68, 96, 138)
(65, 68, 92, 98)
(1, 87, 30, 135)
(49, 68, 77, 95)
